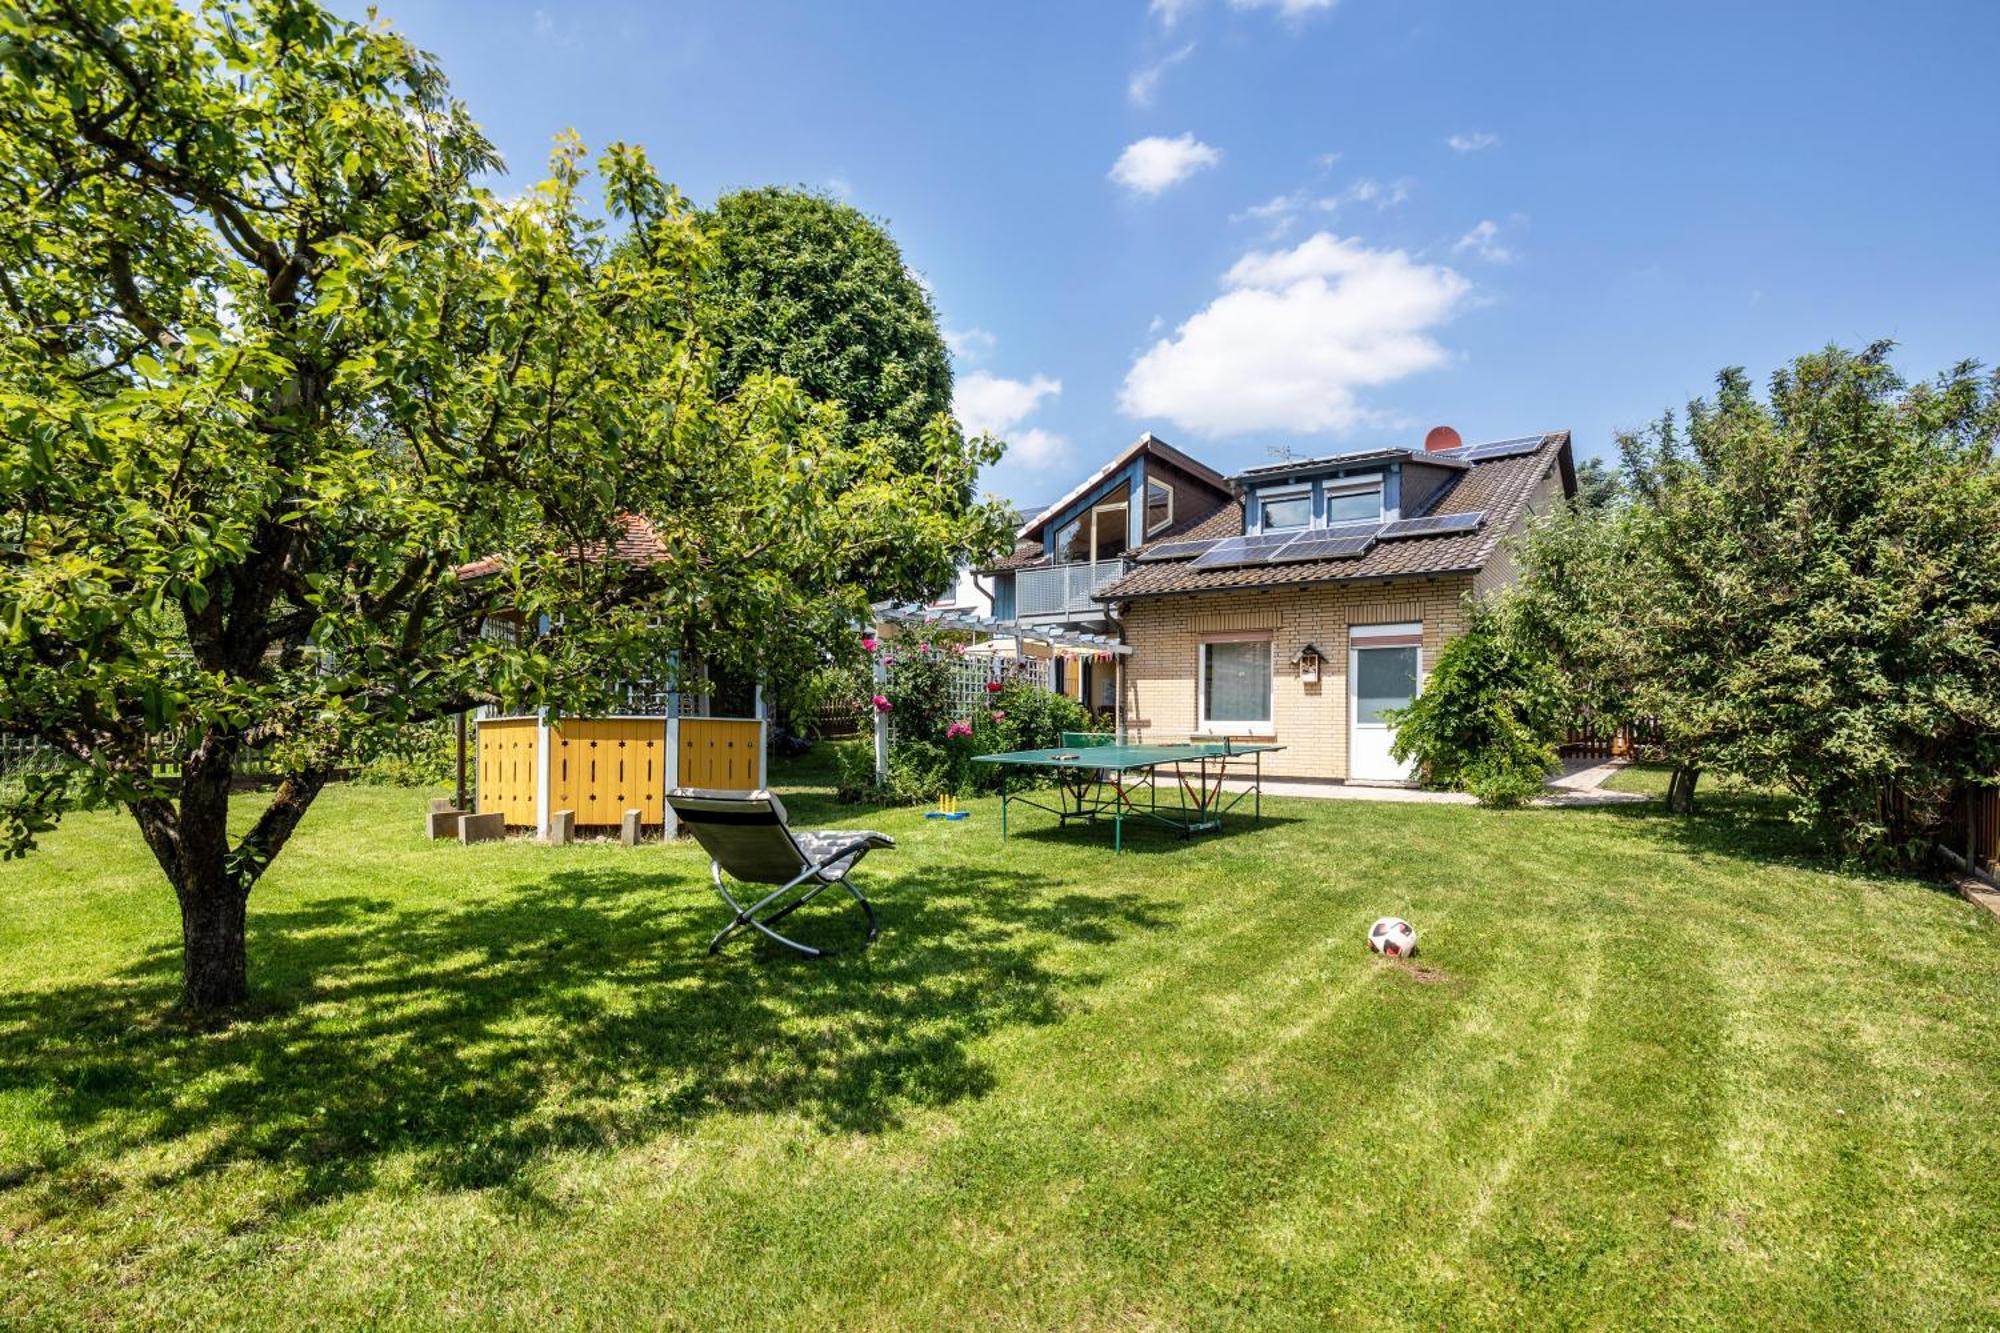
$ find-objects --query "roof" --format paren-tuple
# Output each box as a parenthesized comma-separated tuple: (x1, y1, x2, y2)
(1235, 446, 1468, 483)
(454, 513, 668, 581)
(1016, 432, 1228, 541)
(1093, 432, 1573, 602)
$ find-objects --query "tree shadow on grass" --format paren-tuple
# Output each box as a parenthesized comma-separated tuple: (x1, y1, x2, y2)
(0, 857, 1176, 1223)
(1556, 789, 1938, 887)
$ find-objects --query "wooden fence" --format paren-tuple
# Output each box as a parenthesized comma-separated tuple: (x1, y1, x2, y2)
(1938, 783, 1999, 877)
(1558, 716, 1662, 761)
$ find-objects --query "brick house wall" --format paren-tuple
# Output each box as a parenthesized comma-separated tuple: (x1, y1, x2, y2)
(1114, 575, 1477, 781)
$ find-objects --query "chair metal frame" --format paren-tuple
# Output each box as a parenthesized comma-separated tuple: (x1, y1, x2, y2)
(668, 788, 888, 958)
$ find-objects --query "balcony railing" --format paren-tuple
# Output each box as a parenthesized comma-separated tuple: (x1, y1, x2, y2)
(1014, 558, 1135, 619)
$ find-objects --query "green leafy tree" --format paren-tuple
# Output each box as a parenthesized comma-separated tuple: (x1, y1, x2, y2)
(1572, 455, 1627, 511)
(700, 188, 956, 483)
(0, 0, 1008, 1011)
(1388, 603, 1566, 807)
(1520, 344, 2000, 850)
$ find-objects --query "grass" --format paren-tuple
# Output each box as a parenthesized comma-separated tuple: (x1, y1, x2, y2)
(2, 751, 1998, 1329)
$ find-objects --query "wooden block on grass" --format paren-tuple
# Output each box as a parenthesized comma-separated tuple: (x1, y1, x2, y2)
(620, 809, 642, 847)
(550, 810, 575, 846)
(430, 796, 458, 813)
(427, 808, 464, 840)
(458, 811, 505, 845)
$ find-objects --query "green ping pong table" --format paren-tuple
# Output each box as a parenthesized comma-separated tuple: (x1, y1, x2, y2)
(972, 738, 1286, 851)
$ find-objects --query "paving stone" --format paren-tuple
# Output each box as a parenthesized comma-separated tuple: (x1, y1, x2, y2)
(427, 808, 464, 839)
(550, 810, 575, 846)
(458, 811, 505, 844)
(620, 809, 642, 847)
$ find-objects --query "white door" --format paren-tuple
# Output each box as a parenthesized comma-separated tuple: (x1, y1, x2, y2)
(1349, 628, 1421, 782)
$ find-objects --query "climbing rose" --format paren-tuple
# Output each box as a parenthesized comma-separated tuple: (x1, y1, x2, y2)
(985, 680, 1003, 694)
(860, 636, 878, 653)
(991, 710, 1006, 722)
(872, 694, 892, 713)
(946, 721, 972, 739)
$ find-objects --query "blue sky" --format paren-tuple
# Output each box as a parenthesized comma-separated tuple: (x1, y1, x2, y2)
(344, 0, 2000, 508)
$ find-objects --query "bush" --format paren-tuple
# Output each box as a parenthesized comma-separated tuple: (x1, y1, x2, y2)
(835, 642, 1090, 804)
(350, 718, 458, 788)
(1389, 607, 1564, 807)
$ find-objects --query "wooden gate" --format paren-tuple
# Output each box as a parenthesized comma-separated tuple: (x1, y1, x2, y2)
(676, 718, 764, 791)
(549, 718, 668, 827)
(476, 717, 540, 827)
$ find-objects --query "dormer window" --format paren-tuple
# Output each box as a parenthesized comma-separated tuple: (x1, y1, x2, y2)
(1146, 479, 1175, 536)
(1323, 478, 1384, 526)
(1259, 486, 1312, 532)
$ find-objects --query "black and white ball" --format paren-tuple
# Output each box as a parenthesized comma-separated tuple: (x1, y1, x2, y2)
(1368, 917, 1418, 957)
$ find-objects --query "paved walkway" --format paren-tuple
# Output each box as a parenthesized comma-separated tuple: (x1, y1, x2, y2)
(1214, 757, 1649, 807)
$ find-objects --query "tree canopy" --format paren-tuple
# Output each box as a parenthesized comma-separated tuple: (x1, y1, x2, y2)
(0, 0, 1009, 1010)
(698, 187, 957, 481)
(1512, 344, 2000, 854)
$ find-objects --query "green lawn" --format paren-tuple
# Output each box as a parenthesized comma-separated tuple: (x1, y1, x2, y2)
(3, 756, 1997, 1329)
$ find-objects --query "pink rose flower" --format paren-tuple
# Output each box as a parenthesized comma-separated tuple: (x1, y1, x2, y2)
(861, 636, 878, 653)
(946, 720, 972, 739)
(985, 680, 1003, 694)
(872, 694, 892, 713)
(991, 709, 1006, 722)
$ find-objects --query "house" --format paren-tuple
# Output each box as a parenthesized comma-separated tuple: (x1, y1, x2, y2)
(979, 433, 1235, 712)
(1094, 429, 1576, 785)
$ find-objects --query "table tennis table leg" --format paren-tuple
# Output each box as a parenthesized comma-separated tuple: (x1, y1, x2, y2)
(1115, 790, 1123, 852)
(1255, 751, 1262, 825)
(1000, 771, 1008, 841)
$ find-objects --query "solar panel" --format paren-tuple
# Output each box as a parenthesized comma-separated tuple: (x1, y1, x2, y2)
(1269, 533, 1377, 564)
(1189, 531, 1301, 570)
(1449, 436, 1545, 462)
(1136, 538, 1220, 562)
(1379, 511, 1484, 539)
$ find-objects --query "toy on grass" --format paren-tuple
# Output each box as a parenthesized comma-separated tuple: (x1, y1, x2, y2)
(1367, 917, 1418, 957)
(925, 792, 970, 821)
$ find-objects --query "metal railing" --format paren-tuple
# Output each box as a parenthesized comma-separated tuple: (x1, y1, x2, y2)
(1013, 559, 1135, 619)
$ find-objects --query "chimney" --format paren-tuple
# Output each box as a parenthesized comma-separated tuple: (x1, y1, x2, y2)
(1423, 425, 1463, 453)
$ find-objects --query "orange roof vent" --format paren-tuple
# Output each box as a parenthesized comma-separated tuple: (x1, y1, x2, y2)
(1423, 425, 1463, 453)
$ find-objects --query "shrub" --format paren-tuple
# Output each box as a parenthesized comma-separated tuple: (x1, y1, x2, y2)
(1389, 608, 1564, 807)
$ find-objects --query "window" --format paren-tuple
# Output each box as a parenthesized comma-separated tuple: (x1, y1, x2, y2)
(1353, 642, 1418, 724)
(1324, 479, 1383, 526)
(1057, 517, 1088, 564)
(1259, 488, 1311, 532)
(1200, 637, 1272, 732)
(1146, 478, 1175, 535)
(1094, 503, 1130, 561)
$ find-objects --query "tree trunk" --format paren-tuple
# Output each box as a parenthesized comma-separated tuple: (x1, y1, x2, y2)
(177, 876, 250, 1011)
(1667, 765, 1701, 815)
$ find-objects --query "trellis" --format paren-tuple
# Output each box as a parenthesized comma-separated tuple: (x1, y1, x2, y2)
(868, 601, 1131, 783)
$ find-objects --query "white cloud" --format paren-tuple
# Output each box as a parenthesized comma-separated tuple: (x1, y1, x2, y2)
(1230, 176, 1407, 237)
(1008, 427, 1070, 468)
(1150, 0, 1198, 29)
(1119, 231, 1471, 435)
(1229, 0, 1337, 16)
(1453, 218, 1512, 262)
(943, 326, 997, 364)
(1446, 131, 1500, 153)
(1109, 133, 1221, 196)
(956, 371, 1068, 468)
(1128, 41, 1197, 108)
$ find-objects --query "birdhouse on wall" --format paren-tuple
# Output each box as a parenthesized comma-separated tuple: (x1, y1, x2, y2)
(1292, 642, 1325, 685)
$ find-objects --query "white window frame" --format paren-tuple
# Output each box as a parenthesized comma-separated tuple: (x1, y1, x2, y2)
(1257, 485, 1312, 533)
(1145, 478, 1176, 537)
(1196, 632, 1275, 736)
(1322, 477, 1384, 527)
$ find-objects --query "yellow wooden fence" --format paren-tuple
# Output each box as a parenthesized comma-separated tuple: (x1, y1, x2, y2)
(476, 714, 762, 830)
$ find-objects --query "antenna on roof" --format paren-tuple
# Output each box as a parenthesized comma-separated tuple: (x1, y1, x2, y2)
(1265, 444, 1299, 464)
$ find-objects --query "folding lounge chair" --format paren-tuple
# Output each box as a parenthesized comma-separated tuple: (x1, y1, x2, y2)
(667, 787, 893, 958)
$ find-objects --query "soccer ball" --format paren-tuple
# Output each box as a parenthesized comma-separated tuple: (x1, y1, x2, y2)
(1368, 917, 1418, 957)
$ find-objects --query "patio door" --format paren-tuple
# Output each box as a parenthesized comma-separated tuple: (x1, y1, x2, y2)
(1349, 624, 1421, 783)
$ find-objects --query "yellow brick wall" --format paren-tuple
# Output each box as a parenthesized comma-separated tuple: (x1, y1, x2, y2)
(1115, 576, 1478, 780)
(1472, 458, 1567, 599)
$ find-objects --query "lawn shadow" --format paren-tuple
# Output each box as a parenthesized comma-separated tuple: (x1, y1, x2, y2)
(0, 853, 1176, 1221)
(1555, 789, 1939, 887)
(998, 811, 1306, 855)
